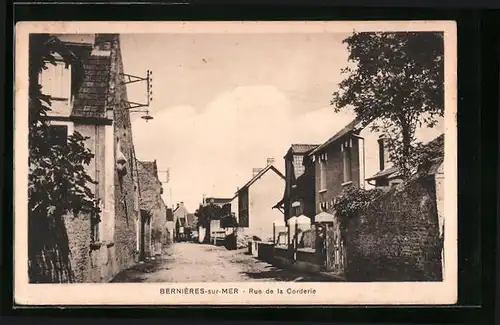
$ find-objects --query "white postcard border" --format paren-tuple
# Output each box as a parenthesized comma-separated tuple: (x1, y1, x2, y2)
(14, 20, 458, 306)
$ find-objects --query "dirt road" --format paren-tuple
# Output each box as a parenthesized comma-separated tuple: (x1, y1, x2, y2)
(112, 242, 331, 282)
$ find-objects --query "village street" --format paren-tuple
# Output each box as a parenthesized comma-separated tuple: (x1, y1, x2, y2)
(111, 243, 332, 283)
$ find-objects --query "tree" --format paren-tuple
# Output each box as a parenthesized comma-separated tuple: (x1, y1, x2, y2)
(28, 34, 100, 228)
(195, 203, 225, 244)
(332, 32, 444, 178)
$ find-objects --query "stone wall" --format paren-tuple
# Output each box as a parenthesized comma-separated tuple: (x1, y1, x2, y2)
(257, 242, 275, 263)
(296, 248, 321, 266)
(345, 177, 443, 281)
(28, 211, 84, 283)
(108, 34, 141, 273)
(137, 160, 168, 255)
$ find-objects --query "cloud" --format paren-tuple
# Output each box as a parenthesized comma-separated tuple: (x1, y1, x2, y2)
(132, 85, 354, 211)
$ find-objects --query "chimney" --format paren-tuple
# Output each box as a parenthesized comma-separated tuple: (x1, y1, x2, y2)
(94, 34, 114, 51)
(267, 157, 275, 166)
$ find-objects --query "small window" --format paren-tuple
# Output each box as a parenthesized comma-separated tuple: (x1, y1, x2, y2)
(320, 159, 327, 190)
(91, 212, 100, 243)
(47, 125, 68, 146)
(342, 143, 352, 183)
(39, 60, 72, 103)
(378, 137, 385, 171)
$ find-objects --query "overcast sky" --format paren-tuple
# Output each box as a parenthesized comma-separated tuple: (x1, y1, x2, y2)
(121, 32, 356, 211)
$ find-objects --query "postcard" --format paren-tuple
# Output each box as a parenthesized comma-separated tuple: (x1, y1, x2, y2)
(14, 20, 457, 305)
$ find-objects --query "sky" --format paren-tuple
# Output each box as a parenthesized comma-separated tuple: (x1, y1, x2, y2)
(121, 32, 356, 211)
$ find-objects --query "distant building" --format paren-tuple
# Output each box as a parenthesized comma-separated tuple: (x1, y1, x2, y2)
(137, 159, 167, 257)
(234, 158, 285, 241)
(173, 202, 191, 241)
(165, 208, 175, 243)
(273, 144, 318, 223)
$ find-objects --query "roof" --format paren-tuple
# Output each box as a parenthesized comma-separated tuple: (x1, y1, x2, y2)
(137, 160, 161, 186)
(309, 119, 360, 156)
(205, 197, 233, 205)
(366, 166, 400, 182)
(289, 144, 319, 155)
(236, 164, 285, 194)
(174, 204, 190, 217)
(366, 133, 445, 181)
(272, 197, 285, 209)
(421, 134, 445, 175)
(140, 160, 158, 178)
(71, 54, 111, 118)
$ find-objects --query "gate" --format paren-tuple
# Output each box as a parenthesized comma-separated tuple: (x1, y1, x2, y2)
(324, 223, 346, 275)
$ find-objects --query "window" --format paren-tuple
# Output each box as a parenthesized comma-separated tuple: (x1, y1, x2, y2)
(91, 212, 100, 243)
(378, 136, 385, 171)
(293, 154, 305, 178)
(47, 125, 68, 146)
(320, 158, 327, 190)
(39, 59, 72, 104)
(342, 140, 352, 183)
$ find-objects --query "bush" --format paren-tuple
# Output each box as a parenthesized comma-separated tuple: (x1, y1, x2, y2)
(333, 186, 385, 233)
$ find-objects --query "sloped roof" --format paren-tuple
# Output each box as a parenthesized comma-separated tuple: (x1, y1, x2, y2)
(236, 164, 285, 194)
(290, 144, 319, 154)
(137, 160, 161, 186)
(272, 197, 285, 209)
(140, 160, 158, 178)
(366, 133, 445, 181)
(173, 204, 190, 217)
(71, 54, 111, 118)
(366, 166, 400, 182)
(422, 134, 445, 175)
(205, 197, 233, 205)
(309, 119, 360, 156)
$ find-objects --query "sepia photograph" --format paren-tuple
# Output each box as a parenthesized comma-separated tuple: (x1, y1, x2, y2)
(15, 21, 457, 305)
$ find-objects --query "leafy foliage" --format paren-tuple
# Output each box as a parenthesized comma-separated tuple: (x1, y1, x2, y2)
(28, 34, 100, 220)
(332, 32, 444, 178)
(195, 203, 226, 228)
(333, 186, 385, 234)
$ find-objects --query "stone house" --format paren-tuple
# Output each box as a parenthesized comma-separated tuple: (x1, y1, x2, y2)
(136, 159, 167, 257)
(31, 33, 142, 283)
(173, 202, 190, 241)
(234, 158, 285, 242)
(273, 144, 318, 224)
(165, 208, 175, 243)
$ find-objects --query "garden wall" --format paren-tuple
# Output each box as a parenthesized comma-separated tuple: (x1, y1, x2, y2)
(345, 177, 443, 281)
(257, 242, 275, 263)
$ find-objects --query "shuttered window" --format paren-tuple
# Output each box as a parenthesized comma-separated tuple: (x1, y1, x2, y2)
(39, 60, 72, 102)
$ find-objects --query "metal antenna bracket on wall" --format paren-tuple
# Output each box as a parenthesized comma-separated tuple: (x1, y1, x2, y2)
(121, 70, 154, 122)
